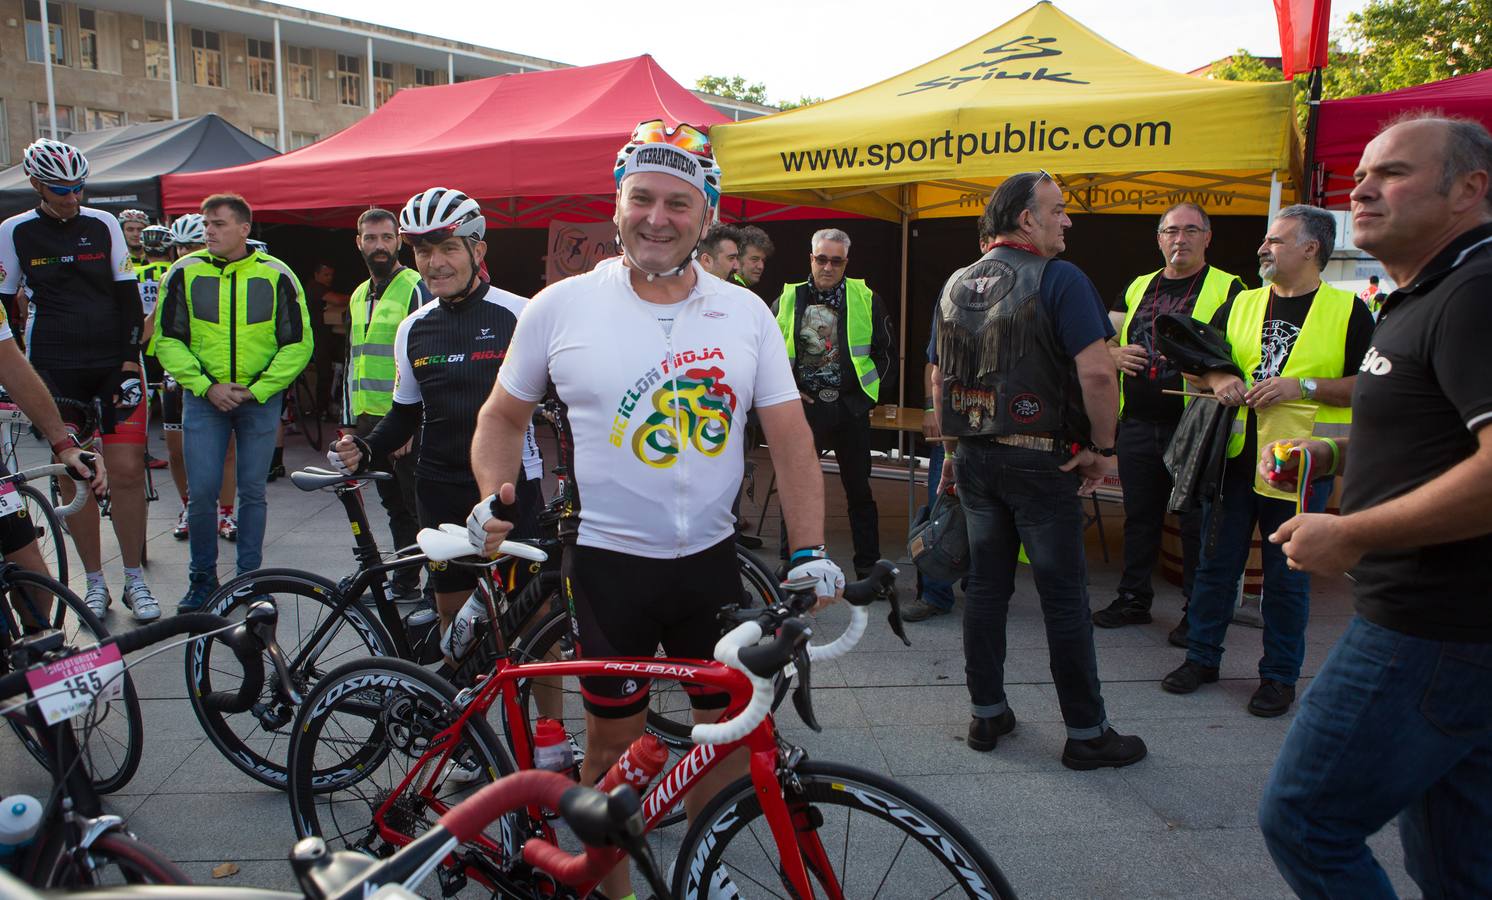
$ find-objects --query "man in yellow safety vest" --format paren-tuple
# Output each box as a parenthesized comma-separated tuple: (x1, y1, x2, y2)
(1161, 204, 1374, 718)
(773, 227, 894, 576)
(345, 207, 430, 601)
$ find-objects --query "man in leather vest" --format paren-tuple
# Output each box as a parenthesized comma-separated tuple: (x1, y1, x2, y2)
(1094, 203, 1244, 644)
(345, 208, 431, 601)
(1161, 205, 1373, 717)
(773, 228, 894, 576)
(939, 172, 1146, 769)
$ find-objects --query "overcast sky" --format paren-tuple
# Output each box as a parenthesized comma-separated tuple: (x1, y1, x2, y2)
(292, 0, 1373, 104)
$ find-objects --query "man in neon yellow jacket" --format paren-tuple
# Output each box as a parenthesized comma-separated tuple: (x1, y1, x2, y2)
(154, 193, 313, 611)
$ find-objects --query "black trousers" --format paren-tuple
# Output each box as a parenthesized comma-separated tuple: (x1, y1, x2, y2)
(355, 412, 420, 590)
(804, 398, 880, 573)
(1115, 418, 1201, 608)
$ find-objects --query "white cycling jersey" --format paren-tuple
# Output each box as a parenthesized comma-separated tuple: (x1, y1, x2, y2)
(501, 261, 798, 558)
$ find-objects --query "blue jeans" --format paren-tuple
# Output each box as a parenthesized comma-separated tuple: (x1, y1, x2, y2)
(1260, 617, 1492, 898)
(958, 439, 1108, 738)
(182, 391, 283, 577)
(919, 441, 955, 610)
(1186, 468, 1331, 684)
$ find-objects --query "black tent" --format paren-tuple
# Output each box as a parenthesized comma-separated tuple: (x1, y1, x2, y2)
(0, 115, 277, 221)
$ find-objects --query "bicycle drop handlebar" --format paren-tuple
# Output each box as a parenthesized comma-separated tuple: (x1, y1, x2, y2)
(5, 459, 101, 517)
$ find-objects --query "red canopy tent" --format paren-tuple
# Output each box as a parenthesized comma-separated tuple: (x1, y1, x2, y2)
(161, 55, 809, 227)
(1314, 68, 1492, 209)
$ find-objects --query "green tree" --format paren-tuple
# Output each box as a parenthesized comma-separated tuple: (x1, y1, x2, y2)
(695, 75, 770, 105)
(777, 95, 826, 111)
(1345, 0, 1492, 91)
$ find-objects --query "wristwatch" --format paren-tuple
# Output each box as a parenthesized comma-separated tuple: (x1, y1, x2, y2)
(1086, 443, 1117, 458)
(1301, 377, 1318, 401)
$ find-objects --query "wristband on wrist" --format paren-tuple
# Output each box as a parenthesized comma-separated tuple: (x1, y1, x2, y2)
(788, 545, 828, 564)
(1318, 438, 1339, 476)
(50, 433, 81, 455)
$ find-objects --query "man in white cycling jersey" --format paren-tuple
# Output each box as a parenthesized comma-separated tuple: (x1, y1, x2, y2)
(469, 119, 839, 900)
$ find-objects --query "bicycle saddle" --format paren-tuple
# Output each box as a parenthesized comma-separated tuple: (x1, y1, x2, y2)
(290, 466, 394, 491)
(416, 524, 548, 564)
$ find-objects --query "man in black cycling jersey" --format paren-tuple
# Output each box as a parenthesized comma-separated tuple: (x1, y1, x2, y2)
(0, 139, 155, 622)
(331, 187, 541, 653)
(469, 121, 839, 900)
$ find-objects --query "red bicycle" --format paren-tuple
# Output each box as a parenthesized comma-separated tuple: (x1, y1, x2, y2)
(286, 528, 1015, 899)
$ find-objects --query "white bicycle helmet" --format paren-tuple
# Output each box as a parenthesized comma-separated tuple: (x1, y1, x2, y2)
(118, 209, 150, 225)
(247, 238, 268, 254)
(141, 225, 174, 254)
(613, 121, 721, 211)
(22, 138, 89, 183)
(398, 187, 485, 242)
(169, 214, 206, 246)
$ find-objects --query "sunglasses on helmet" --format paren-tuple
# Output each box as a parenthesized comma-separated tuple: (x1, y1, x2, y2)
(631, 120, 712, 157)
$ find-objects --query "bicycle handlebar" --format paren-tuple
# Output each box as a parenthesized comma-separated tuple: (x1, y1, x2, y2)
(6, 460, 99, 517)
(416, 524, 549, 564)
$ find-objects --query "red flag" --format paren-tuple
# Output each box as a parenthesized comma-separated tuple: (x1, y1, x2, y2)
(1274, 0, 1332, 78)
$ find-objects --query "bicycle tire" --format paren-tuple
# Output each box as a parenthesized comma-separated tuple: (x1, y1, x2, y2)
(288, 656, 519, 884)
(184, 568, 394, 790)
(672, 760, 1017, 900)
(40, 831, 192, 887)
(293, 378, 323, 451)
(735, 545, 784, 610)
(17, 483, 68, 585)
(3, 569, 143, 794)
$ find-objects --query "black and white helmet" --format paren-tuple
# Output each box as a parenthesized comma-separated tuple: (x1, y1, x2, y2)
(118, 209, 150, 225)
(398, 187, 485, 242)
(169, 213, 206, 246)
(141, 225, 173, 254)
(22, 138, 89, 183)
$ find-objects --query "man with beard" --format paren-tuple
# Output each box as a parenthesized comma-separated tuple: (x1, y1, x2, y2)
(343, 208, 431, 600)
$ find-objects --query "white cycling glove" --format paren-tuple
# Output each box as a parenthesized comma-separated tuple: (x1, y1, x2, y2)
(327, 449, 354, 475)
(785, 556, 845, 600)
(467, 494, 498, 552)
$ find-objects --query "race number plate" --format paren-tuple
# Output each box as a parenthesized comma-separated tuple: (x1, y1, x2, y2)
(25, 643, 126, 725)
(0, 402, 27, 424)
(0, 481, 23, 518)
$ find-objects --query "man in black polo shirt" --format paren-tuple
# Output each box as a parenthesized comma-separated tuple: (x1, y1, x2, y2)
(1258, 114, 1492, 898)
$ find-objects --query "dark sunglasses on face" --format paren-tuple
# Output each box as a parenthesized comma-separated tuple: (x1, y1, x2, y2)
(811, 254, 847, 267)
(44, 182, 85, 196)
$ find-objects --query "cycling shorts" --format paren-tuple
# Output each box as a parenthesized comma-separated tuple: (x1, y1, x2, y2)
(415, 475, 540, 594)
(564, 537, 736, 719)
(0, 461, 38, 556)
(160, 377, 182, 432)
(36, 366, 147, 445)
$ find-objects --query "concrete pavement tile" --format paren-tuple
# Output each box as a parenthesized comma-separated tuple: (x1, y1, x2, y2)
(835, 647, 965, 687)
(873, 720, 1061, 775)
(1124, 763, 1275, 830)
(1109, 715, 1295, 769)
(989, 829, 1232, 900)
(108, 737, 205, 798)
(149, 731, 295, 794)
(1092, 678, 1279, 723)
(770, 685, 869, 730)
(773, 725, 890, 774)
(899, 770, 1166, 839)
(177, 858, 302, 892)
(856, 682, 1057, 726)
(128, 789, 299, 862)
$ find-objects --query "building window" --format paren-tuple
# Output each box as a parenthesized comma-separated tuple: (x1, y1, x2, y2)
(246, 37, 275, 94)
(190, 27, 223, 87)
(337, 53, 362, 107)
(32, 103, 75, 141)
(77, 8, 120, 72)
(454, 73, 481, 83)
(290, 131, 318, 149)
(24, 1, 66, 66)
(252, 126, 278, 147)
(411, 66, 442, 88)
(285, 45, 315, 101)
(144, 20, 171, 80)
(84, 109, 125, 130)
(373, 60, 396, 107)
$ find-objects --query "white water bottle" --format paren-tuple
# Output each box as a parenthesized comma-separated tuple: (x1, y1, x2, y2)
(0, 795, 42, 858)
(439, 593, 488, 662)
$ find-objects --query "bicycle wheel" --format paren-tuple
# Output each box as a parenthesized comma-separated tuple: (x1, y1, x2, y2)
(672, 760, 1017, 900)
(293, 377, 323, 451)
(288, 656, 518, 887)
(17, 483, 68, 585)
(184, 568, 394, 790)
(40, 831, 191, 887)
(3, 570, 143, 794)
(735, 545, 783, 610)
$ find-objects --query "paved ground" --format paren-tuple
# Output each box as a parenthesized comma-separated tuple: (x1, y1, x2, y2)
(1, 426, 1417, 898)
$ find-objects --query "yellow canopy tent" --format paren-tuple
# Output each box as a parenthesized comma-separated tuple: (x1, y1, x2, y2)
(710, 0, 1300, 407)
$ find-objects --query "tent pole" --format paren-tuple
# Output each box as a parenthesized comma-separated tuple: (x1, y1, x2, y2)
(165, 0, 179, 120)
(1303, 65, 1324, 207)
(898, 185, 910, 457)
(39, 0, 57, 136)
(1268, 170, 1282, 221)
(272, 18, 286, 152)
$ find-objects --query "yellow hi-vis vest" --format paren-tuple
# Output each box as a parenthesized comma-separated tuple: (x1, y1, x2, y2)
(348, 267, 421, 417)
(1118, 266, 1241, 417)
(1224, 282, 1357, 458)
(775, 277, 879, 402)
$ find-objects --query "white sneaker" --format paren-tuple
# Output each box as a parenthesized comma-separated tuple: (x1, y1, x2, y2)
(442, 753, 486, 785)
(84, 582, 111, 619)
(122, 579, 162, 622)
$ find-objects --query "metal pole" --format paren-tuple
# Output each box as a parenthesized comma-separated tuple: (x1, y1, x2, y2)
(1303, 66, 1324, 206)
(897, 185, 911, 467)
(273, 19, 285, 151)
(165, 0, 179, 120)
(39, 0, 57, 136)
(366, 37, 374, 112)
(447, 52, 454, 85)
(1268, 170, 1283, 222)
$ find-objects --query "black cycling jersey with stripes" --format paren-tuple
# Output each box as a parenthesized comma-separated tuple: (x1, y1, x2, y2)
(0, 206, 143, 369)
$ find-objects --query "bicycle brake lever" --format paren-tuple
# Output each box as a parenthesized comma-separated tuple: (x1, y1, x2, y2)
(245, 601, 303, 705)
(789, 641, 820, 732)
(884, 583, 910, 647)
